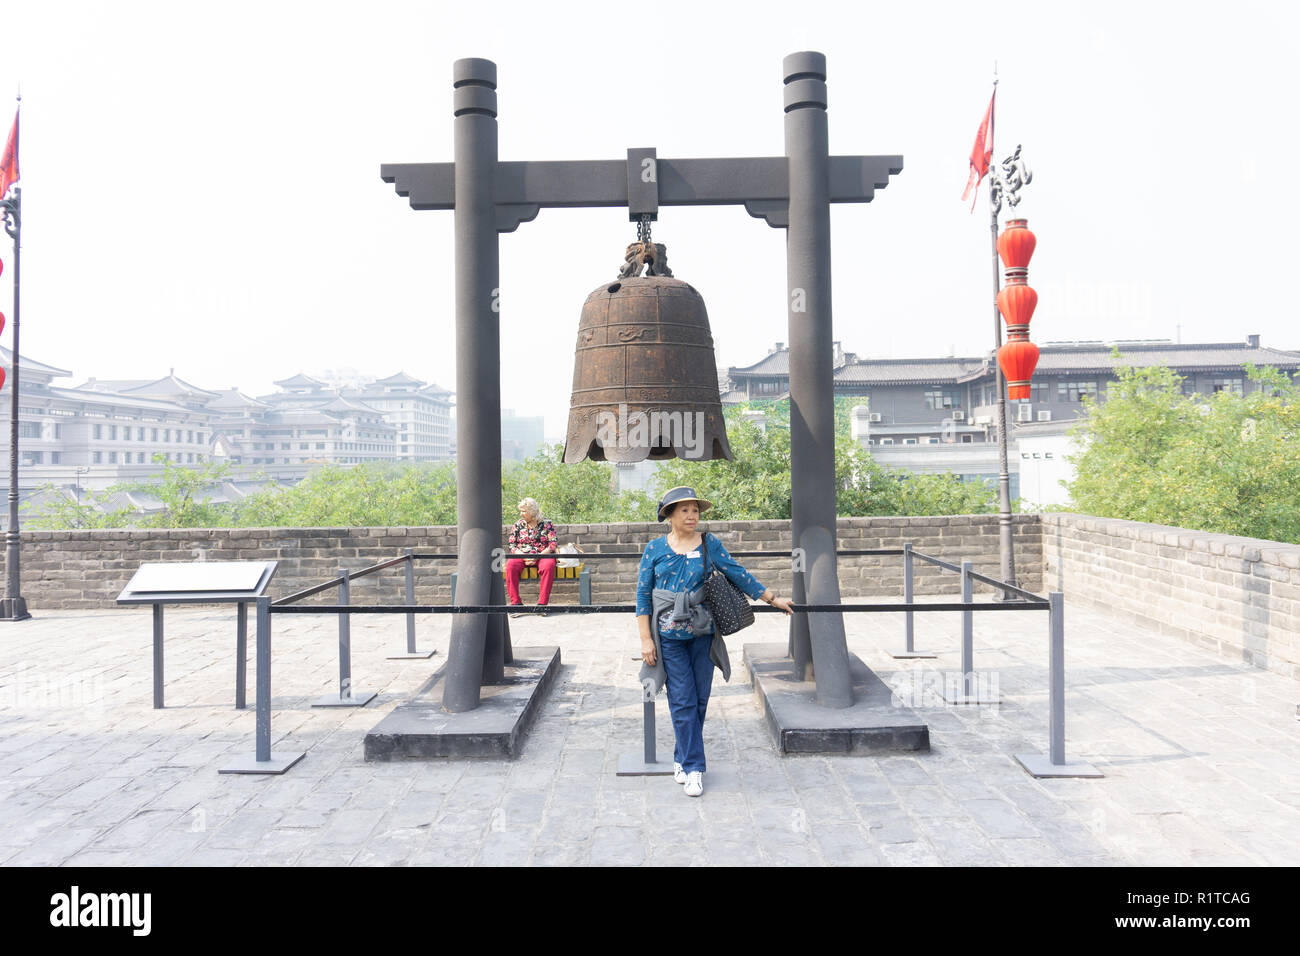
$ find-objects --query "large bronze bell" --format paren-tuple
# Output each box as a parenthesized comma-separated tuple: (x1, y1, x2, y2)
(563, 241, 733, 464)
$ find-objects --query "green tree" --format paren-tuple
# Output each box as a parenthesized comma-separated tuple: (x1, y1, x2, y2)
(237, 461, 458, 527)
(502, 443, 656, 523)
(23, 455, 237, 529)
(1067, 363, 1300, 543)
(650, 404, 994, 519)
(21, 484, 130, 530)
(119, 455, 239, 528)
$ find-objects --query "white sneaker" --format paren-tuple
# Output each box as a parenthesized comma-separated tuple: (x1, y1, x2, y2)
(673, 763, 686, 784)
(684, 771, 703, 797)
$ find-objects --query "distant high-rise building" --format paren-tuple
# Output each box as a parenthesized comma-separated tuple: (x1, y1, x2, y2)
(501, 408, 545, 463)
(0, 349, 456, 495)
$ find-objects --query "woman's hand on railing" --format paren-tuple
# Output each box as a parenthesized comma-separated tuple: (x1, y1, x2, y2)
(760, 589, 795, 615)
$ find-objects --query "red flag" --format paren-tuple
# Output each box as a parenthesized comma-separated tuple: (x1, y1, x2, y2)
(0, 111, 18, 199)
(960, 87, 995, 211)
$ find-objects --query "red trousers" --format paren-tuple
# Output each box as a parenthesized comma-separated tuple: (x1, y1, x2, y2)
(505, 557, 557, 605)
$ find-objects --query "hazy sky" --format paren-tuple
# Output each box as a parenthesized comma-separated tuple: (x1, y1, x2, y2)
(0, 0, 1295, 443)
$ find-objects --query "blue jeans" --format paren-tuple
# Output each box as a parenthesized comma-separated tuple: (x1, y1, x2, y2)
(661, 634, 715, 774)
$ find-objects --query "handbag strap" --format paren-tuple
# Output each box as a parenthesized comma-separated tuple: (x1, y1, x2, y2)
(701, 532, 714, 577)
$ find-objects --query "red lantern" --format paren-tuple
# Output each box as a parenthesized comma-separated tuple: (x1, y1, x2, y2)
(997, 218, 1036, 269)
(998, 339, 1039, 400)
(0, 311, 5, 337)
(996, 276, 1037, 333)
(0, 367, 6, 391)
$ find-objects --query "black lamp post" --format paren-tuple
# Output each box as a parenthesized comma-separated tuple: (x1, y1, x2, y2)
(0, 183, 27, 621)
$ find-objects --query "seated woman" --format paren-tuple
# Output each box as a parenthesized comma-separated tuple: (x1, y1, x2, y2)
(506, 497, 558, 617)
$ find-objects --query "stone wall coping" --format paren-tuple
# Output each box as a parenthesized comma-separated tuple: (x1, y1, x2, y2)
(1042, 512, 1299, 567)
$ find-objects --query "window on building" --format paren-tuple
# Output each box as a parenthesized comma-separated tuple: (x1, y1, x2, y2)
(93, 452, 102, 463)
(109, 425, 117, 440)
(879, 438, 894, 445)
(151, 428, 158, 441)
(21, 452, 41, 465)
(316, 443, 325, 450)
(924, 389, 959, 410)
(51, 452, 61, 464)
(108, 452, 117, 464)
(18, 422, 40, 438)
(1030, 381, 1050, 403)
(93, 425, 103, 439)
(137, 427, 146, 441)
(1208, 377, 1243, 396)
(299, 443, 309, 450)
(1057, 381, 1099, 403)
(281, 443, 290, 450)
(188, 453, 195, 463)
(961, 434, 973, 443)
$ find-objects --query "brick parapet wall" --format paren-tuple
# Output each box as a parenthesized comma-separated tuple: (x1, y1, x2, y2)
(9, 512, 1295, 680)
(5, 514, 1042, 610)
(1041, 513, 1300, 679)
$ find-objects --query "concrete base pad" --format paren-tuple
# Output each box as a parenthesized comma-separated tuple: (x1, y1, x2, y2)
(743, 643, 930, 755)
(363, 646, 559, 760)
(313, 689, 378, 708)
(1014, 753, 1104, 778)
(616, 753, 676, 776)
(219, 751, 307, 775)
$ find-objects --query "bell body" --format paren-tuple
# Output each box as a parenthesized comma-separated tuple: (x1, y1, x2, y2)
(564, 275, 733, 463)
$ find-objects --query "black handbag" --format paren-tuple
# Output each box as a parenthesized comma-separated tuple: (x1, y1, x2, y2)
(701, 533, 755, 636)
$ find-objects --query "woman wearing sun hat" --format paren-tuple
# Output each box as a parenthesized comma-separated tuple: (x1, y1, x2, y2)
(636, 486, 793, 797)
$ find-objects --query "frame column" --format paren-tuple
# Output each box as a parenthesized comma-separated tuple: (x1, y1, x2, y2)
(783, 51, 853, 707)
(443, 57, 505, 711)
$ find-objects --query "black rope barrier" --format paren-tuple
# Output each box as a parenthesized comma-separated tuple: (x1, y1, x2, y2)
(269, 600, 1048, 615)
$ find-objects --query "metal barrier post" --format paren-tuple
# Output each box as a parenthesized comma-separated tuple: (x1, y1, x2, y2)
(314, 569, 376, 707)
(235, 601, 248, 710)
(1015, 592, 1102, 778)
(1049, 591, 1066, 765)
(220, 596, 305, 774)
(943, 561, 999, 705)
(643, 699, 656, 764)
(405, 553, 416, 652)
(152, 602, 164, 709)
(617, 679, 674, 776)
(905, 542, 914, 650)
(256, 596, 271, 760)
(961, 561, 973, 696)
(389, 549, 435, 659)
(893, 541, 935, 659)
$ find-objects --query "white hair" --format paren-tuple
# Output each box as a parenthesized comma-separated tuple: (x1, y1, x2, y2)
(517, 497, 541, 519)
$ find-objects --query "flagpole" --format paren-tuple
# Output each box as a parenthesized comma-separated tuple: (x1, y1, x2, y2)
(990, 161, 1018, 598)
(984, 70, 1017, 598)
(1, 95, 27, 622)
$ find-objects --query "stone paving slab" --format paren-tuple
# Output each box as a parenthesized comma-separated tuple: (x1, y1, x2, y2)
(0, 597, 1297, 866)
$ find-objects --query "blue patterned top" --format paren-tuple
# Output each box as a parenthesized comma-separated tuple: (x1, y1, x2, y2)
(636, 534, 766, 639)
